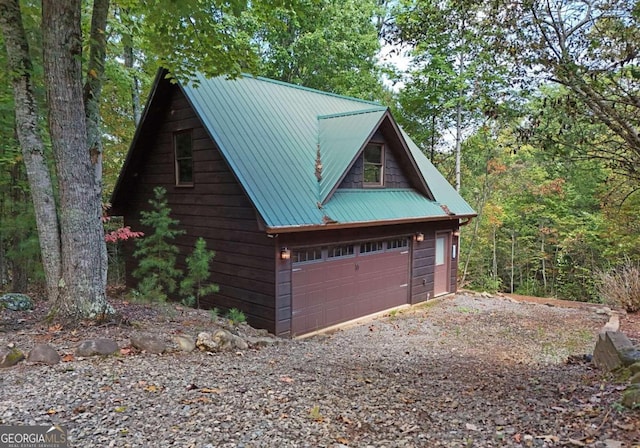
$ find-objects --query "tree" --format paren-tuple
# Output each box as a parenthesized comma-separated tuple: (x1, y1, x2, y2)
(389, 0, 513, 190)
(180, 237, 219, 309)
(0, 0, 275, 319)
(501, 0, 640, 186)
(132, 187, 184, 303)
(0, 0, 62, 306)
(255, 0, 385, 99)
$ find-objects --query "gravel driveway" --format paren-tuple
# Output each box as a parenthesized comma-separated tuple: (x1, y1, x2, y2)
(1, 293, 639, 447)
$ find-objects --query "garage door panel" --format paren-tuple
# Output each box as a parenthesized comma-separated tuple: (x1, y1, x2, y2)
(292, 244, 409, 336)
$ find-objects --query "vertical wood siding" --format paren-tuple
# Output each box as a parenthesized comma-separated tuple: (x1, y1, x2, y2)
(121, 85, 277, 332)
(338, 140, 411, 189)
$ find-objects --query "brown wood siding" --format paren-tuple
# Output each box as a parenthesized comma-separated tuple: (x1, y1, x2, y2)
(120, 84, 277, 333)
(338, 141, 411, 189)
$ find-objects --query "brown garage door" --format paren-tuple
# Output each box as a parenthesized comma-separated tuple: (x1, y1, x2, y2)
(291, 238, 409, 336)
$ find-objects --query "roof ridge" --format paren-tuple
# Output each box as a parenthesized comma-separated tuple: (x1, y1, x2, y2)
(240, 73, 383, 107)
(318, 107, 387, 120)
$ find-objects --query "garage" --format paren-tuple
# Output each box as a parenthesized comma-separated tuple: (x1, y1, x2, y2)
(291, 237, 410, 336)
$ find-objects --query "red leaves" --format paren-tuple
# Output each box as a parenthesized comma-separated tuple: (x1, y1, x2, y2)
(104, 226, 144, 243)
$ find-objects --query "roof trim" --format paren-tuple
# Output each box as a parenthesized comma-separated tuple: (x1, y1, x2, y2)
(241, 74, 383, 108)
(318, 107, 386, 120)
(264, 214, 475, 234)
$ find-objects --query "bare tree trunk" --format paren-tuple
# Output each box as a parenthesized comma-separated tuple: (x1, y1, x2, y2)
(510, 229, 515, 293)
(84, 0, 110, 292)
(123, 39, 141, 126)
(540, 227, 547, 292)
(0, 0, 62, 302)
(42, 0, 113, 318)
(491, 225, 497, 281)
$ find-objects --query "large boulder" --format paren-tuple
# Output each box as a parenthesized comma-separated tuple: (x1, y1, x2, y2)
(0, 346, 25, 368)
(593, 331, 639, 371)
(0, 293, 33, 311)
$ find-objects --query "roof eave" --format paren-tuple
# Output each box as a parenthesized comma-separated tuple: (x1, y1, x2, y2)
(265, 213, 477, 234)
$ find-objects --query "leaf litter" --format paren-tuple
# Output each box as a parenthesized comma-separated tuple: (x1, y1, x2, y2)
(0, 293, 639, 447)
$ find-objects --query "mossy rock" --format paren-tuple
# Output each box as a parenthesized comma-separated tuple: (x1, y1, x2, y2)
(0, 293, 33, 311)
(621, 386, 640, 409)
(630, 362, 640, 375)
(0, 347, 25, 368)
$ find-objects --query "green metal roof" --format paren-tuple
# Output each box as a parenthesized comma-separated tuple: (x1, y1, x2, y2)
(176, 73, 475, 230)
(318, 109, 386, 202)
(323, 189, 451, 223)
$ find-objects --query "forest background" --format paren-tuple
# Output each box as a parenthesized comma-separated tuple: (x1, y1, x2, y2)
(0, 0, 638, 311)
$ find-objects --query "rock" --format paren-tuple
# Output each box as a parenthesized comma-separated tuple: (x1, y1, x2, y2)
(0, 293, 33, 311)
(630, 362, 640, 375)
(600, 314, 620, 333)
(27, 343, 60, 365)
(76, 338, 119, 357)
(621, 387, 640, 409)
(593, 331, 637, 371)
(196, 329, 248, 352)
(246, 336, 279, 349)
(630, 371, 640, 384)
(0, 346, 24, 368)
(620, 347, 640, 366)
(130, 333, 166, 354)
(174, 334, 196, 352)
(595, 307, 612, 315)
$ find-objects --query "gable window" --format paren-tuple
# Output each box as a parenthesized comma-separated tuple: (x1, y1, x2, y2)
(174, 130, 193, 186)
(363, 143, 384, 186)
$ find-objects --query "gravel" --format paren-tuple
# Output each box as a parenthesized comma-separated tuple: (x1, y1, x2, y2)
(1, 293, 639, 447)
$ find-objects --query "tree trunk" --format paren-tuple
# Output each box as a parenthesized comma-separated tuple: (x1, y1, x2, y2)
(42, 0, 112, 319)
(83, 0, 110, 293)
(510, 229, 515, 294)
(122, 20, 142, 126)
(0, 0, 62, 302)
(491, 225, 497, 281)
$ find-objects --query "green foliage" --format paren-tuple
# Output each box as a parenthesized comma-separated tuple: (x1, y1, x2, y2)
(132, 187, 184, 302)
(209, 307, 220, 321)
(225, 307, 246, 325)
(256, 0, 385, 100)
(468, 275, 502, 294)
(180, 237, 219, 308)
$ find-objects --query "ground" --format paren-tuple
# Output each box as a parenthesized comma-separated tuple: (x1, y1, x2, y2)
(1, 292, 639, 447)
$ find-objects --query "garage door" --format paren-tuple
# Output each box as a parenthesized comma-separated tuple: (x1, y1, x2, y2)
(291, 237, 410, 336)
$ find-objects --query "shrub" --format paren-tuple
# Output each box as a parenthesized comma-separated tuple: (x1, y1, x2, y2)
(596, 260, 640, 312)
(226, 308, 246, 325)
(180, 237, 219, 308)
(132, 187, 184, 302)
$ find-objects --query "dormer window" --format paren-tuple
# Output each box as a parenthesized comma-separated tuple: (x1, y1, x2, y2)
(363, 143, 384, 186)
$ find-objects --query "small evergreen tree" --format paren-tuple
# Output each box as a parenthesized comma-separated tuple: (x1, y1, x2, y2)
(132, 187, 184, 302)
(180, 237, 219, 308)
